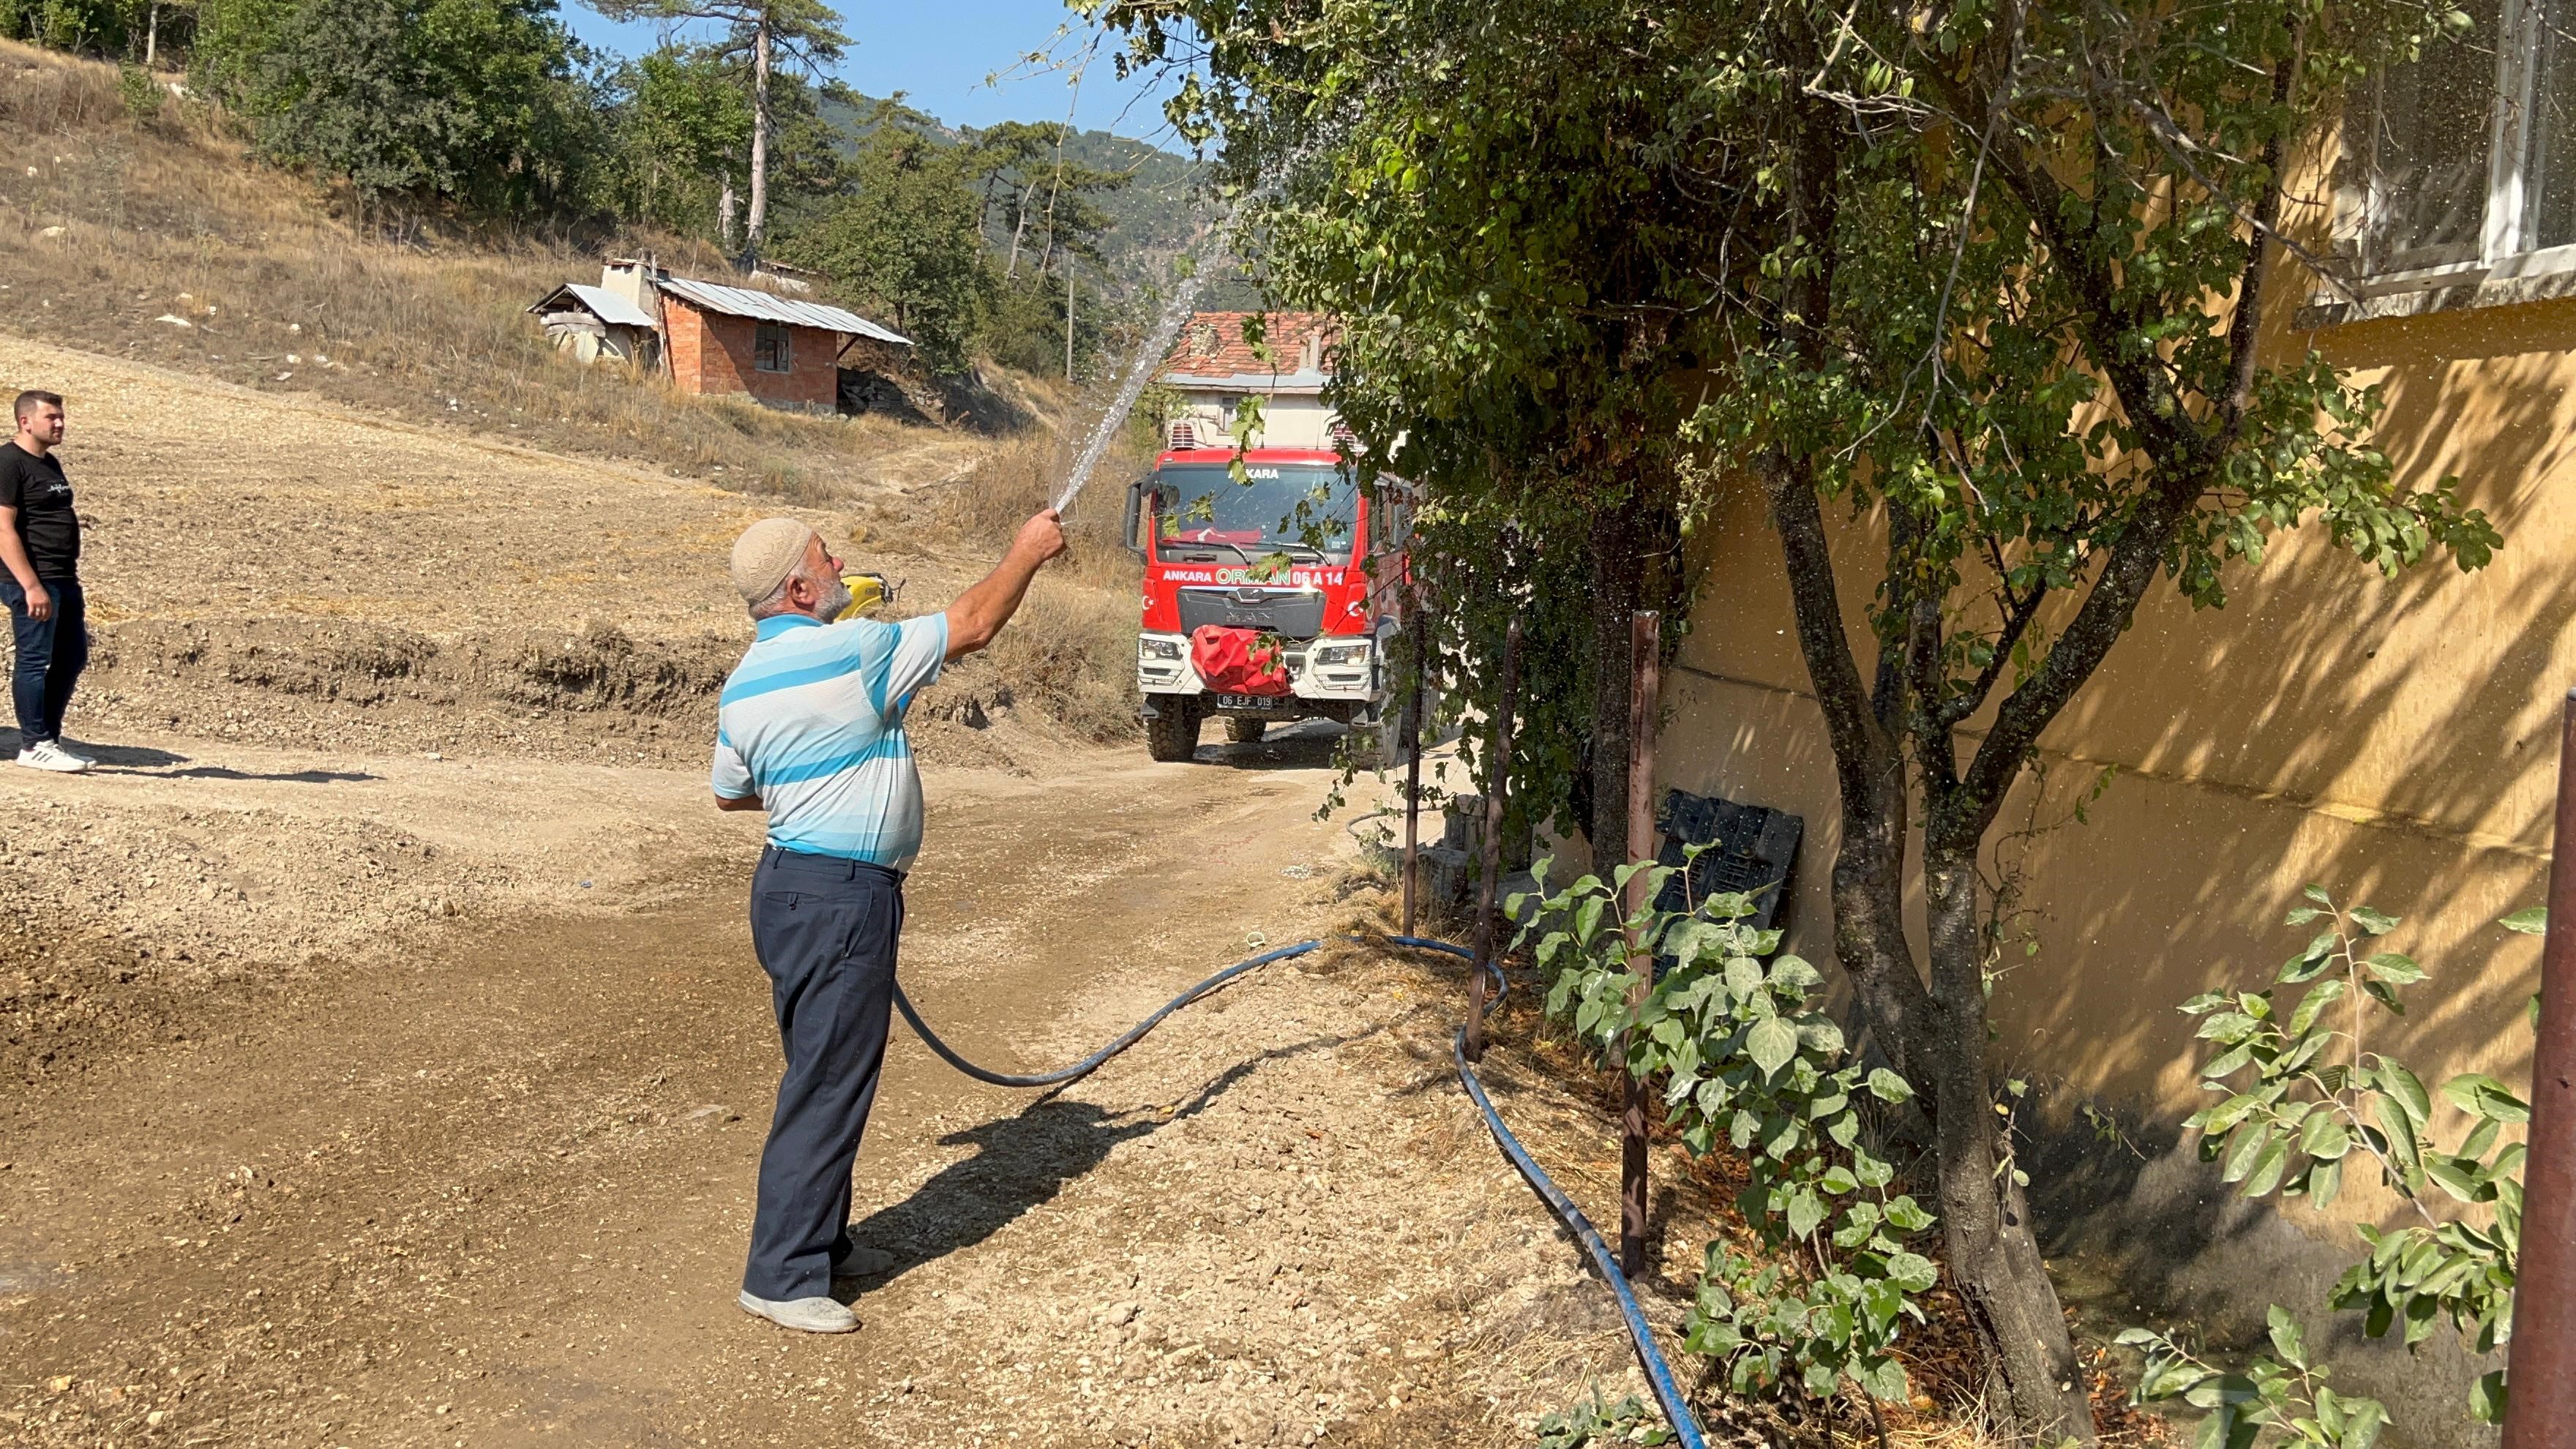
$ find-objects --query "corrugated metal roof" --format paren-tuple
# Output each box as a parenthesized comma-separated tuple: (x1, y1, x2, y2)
(528, 282, 658, 330)
(569, 282, 658, 329)
(653, 275, 911, 347)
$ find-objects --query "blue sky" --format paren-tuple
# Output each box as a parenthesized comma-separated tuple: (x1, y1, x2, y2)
(564, 2, 1193, 146)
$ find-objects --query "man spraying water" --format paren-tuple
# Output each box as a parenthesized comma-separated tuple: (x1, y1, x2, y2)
(712, 507, 1065, 1334)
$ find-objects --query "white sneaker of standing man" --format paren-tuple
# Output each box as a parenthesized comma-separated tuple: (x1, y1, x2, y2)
(15, 739, 88, 773)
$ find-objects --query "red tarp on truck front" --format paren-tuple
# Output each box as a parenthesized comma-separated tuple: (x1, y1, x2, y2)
(1189, 625, 1294, 696)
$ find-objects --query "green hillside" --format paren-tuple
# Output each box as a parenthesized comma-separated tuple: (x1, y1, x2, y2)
(818, 91, 1219, 295)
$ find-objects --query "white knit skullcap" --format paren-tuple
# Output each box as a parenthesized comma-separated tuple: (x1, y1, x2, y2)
(730, 517, 817, 604)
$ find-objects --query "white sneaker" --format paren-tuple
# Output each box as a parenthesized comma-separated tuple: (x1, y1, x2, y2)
(51, 739, 95, 765)
(15, 741, 88, 774)
(738, 1290, 858, 1333)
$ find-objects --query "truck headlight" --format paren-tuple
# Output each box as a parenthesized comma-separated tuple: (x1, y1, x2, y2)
(1311, 641, 1368, 667)
(1139, 637, 1183, 661)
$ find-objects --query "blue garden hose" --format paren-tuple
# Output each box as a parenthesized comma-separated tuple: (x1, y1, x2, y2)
(1450, 1027, 1710, 1449)
(889, 939, 1325, 1088)
(891, 931, 1709, 1448)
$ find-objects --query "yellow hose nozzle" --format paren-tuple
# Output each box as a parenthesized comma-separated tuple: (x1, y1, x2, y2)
(835, 573, 898, 621)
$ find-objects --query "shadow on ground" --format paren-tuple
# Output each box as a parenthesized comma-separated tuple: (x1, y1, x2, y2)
(852, 1021, 1392, 1290)
(0, 729, 379, 781)
(1198, 718, 1361, 773)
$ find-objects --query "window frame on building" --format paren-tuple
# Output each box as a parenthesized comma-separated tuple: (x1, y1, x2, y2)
(2328, 0, 2576, 314)
(754, 324, 793, 375)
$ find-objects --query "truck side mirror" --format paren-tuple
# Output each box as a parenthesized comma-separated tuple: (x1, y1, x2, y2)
(1123, 479, 1153, 559)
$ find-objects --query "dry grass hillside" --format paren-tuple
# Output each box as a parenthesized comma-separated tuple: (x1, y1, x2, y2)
(0, 38, 1148, 754)
(0, 40, 1067, 501)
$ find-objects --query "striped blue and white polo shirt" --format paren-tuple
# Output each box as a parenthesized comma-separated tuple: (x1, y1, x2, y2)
(710, 612, 950, 870)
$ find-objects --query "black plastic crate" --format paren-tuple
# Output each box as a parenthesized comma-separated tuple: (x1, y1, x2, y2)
(1651, 788, 1802, 936)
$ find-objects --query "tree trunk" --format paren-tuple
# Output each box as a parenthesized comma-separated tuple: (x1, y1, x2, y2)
(1584, 501, 1644, 875)
(1760, 449, 2090, 1442)
(744, 14, 771, 263)
(1758, 455, 1936, 1087)
(144, 2, 158, 66)
(1006, 184, 1033, 279)
(718, 179, 738, 252)
(1922, 838, 2095, 1445)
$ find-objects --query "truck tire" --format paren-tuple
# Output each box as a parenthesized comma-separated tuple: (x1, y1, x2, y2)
(1224, 716, 1268, 745)
(1145, 697, 1202, 763)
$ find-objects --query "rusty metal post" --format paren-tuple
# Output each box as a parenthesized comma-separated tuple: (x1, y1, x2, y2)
(1466, 618, 1521, 1062)
(1620, 610, 1660, 1277)
(1401, 604, 1429, 939)
(2504, 687, 2576, 1448)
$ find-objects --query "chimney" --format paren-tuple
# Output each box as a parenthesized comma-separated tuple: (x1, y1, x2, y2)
(600, 258, 661, 312)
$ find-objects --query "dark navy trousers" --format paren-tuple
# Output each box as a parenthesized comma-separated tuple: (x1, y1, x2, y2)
(0, 573, 85, 747)
(743, 846, 905, 1302)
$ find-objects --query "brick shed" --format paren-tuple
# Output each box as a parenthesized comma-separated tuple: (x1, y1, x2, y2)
(585, 260, 913, 415)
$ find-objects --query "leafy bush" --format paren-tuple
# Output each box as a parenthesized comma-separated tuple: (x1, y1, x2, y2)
(2120, 889, 2534, 1445)
(1513, 854, 1934, 1407)
(117, 59, 160, 126)
(192, 0, 607, 213)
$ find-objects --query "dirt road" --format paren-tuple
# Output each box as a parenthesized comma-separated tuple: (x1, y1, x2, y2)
(1, 722, 1672, 1449)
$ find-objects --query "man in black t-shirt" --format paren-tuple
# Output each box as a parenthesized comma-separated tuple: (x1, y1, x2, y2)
(1, 389, 92, 773)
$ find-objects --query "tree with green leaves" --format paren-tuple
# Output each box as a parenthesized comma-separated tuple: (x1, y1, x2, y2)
(967, 120, 1064, 272)
(604, 45, 750, 235)
(600, 41, 839, 244)
(787, 101, 992, 374)
(584, 0, 845, 261)
(948, 116, 1131, 378)
(193, 0, 605, 214)
(1093, 0, 2501, 1440)
(1684, 3, 2498, 1432)
(1092, 0, 1709, 875)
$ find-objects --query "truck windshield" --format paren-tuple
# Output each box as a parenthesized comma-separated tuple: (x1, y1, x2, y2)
(1152, 463, 1356, 565)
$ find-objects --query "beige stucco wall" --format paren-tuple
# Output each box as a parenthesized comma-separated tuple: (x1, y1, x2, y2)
(1674, 289, 2575, 1115)
(1172, 392, 1337, 449)
(1663, 284, 2572, 1434)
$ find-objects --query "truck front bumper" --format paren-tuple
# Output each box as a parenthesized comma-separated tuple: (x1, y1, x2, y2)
(1137, 632, 1381, 717)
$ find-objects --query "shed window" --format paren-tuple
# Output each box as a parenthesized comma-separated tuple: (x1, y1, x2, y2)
(755, 325, 792, 373)
(2343, 0, 2576, 277)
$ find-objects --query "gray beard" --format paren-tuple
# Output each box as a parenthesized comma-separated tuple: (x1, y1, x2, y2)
(815, 575, 855, 621)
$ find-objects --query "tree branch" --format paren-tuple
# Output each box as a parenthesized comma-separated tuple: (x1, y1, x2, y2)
(2220, 24, 2303, 436)
(1936, 578, 2042, 731)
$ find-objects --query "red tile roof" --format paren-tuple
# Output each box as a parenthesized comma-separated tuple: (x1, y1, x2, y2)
(1161, 311, 1338, 379)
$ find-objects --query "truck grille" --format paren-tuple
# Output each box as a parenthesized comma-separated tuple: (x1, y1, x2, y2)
(1175, 587, 1328, 640)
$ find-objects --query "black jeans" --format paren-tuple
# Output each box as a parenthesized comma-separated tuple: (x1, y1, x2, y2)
(0, 573, 85, 748)
(743, 846, 906, 1302)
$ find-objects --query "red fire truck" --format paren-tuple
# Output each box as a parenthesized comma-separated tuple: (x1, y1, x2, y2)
(1122, 445, 1407, 763)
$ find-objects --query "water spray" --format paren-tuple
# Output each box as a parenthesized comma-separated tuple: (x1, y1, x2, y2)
(1049, 148, 1317, 516)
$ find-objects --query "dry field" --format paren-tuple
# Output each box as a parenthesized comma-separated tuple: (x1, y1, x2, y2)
(0, 40, 1060, 500)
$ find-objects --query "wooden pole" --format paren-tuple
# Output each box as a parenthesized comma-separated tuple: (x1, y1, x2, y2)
(1400, 603, 1429, 939)
(1466, 619, 1521, 1062)
(1620, 610, 1660, 1276)
(2504, 687, 2576, 1447)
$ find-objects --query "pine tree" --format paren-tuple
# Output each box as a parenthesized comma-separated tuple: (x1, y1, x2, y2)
(585, 0, 845, 263)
